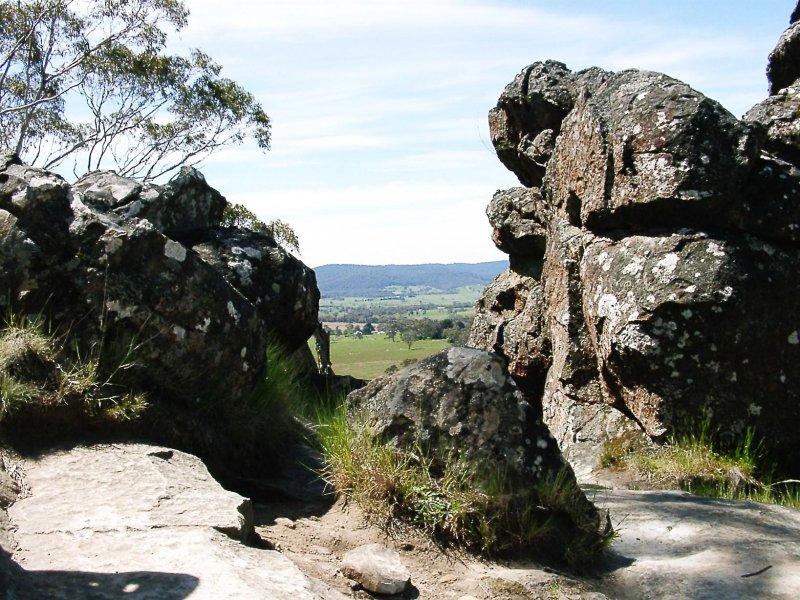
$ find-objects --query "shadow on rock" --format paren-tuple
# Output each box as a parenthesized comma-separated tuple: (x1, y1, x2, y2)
(2, 552, 199, 600)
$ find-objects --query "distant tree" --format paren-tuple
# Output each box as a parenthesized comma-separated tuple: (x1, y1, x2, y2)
(0, 0, 270, 180)
(401, 329, 417, 350)
(384, 364, 398, 375)
(385, 329, 397, 342)
(221, 203, 300, 254)
(362, 322, 374, 335)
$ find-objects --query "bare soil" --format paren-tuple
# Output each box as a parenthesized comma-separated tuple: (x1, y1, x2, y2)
(254, 494, 609, 600)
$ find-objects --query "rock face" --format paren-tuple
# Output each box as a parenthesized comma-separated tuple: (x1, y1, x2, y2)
(3, 443, 345, 600)
(0, 159, 319, 407)
(470, 11, 800, 475)
(767, 4, 800, 95)
(348, 347, 606, 555)
(349, 347, 568, 489)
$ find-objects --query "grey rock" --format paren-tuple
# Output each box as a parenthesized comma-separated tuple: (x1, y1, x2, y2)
(744, 84, 800, 167)
(193, 227, 320, 351)
(349, 347, 566, 488)
(486, 187, 549, 259)
(73, 167, 226, 242)
(488, 61, 610, 187)
(474, 35, 800, 472)
(594, 489, 800, 600)
(347, 347, 607, 555)
(581, 230, 800, 449)
(0, 161, 73, 252)
(72, 170, 144, 210)
(543, 69, 760, 231)
(341, 543, 410, 595)
(468, 268, 550, 397)
(768, 20, 800, 95)
(0, 156, 322, 470)
(66, 198, 268, 405)
(4, 443, 346, 599)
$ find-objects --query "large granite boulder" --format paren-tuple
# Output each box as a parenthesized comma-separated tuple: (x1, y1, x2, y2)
(73, 167, 226, 242)
(0, 156, 320, 433)
(194, 228, 319, 351)
(470, 7, 800, 475)
(347, 347, 608, 560)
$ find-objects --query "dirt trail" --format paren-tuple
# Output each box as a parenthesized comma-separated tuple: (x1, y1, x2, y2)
(255, 494, 607, 600)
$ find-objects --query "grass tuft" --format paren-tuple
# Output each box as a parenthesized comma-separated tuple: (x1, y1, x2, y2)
(315, 401, 614, 569)
(0, 314, 147, 428)
(605, 418, 800, 509)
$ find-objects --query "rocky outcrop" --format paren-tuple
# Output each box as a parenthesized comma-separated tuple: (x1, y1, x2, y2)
(0, 159, 319, 410)
(3, 443, 345, 599)
(470, 10, 800, 475)
(347, 347, 608, 557)
(767, 3, 800, 95)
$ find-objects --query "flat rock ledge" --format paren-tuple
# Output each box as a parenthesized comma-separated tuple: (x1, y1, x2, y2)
(594, 489, 800, 600)
(3, 443, 345, 600)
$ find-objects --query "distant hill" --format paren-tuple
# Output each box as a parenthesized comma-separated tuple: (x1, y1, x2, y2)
(314, 261, 507, 298)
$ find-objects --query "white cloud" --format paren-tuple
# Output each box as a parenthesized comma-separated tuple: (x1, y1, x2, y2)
(172, 0, 789, 267)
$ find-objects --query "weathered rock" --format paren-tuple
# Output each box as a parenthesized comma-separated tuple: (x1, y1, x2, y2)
(0, 155, 322, 465)
(468, 269, 550, 397)
(72, 169, 145, 210)
(349, 347, 567, 489)
(73, 167, 225, 243)
(594, 489, 800, 600)
(193, 227, 319, 351)
(347, 347, 607, 556)
(486, 187, 549, 259)
(4, 443, 346, 600)
(341, 543, 410, 595)
(473, 8, 800, 474)
(0, 161, 73, 253)
(581, 230, 800, 447)
(488, 61, 610, 187)
(66, 199, 268, 404)
(744, 85, 800, 167)
(768, 19, 800, 95)
(543, 69, 760, 231)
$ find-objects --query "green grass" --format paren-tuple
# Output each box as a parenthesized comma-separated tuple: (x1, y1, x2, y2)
(0, 315, 147, 428)
(314, 401, 615, 570)
(315, 335, 450, 380)
(603, 419, 800, 509)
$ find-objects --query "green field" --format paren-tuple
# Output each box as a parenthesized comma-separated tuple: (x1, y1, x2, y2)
(317, 335, 451, 380)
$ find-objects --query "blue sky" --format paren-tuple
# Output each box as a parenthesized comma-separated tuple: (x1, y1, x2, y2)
(175, 0, 794, 268)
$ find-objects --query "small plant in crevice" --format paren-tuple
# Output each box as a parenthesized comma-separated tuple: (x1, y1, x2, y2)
(314, 402, 614, 570)
(0, 313, 148, 431)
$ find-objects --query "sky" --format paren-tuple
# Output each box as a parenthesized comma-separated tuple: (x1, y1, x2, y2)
(169, 0, 795, 268)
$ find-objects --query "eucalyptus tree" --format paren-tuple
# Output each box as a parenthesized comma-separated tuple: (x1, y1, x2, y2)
(0, 0, 270, 180)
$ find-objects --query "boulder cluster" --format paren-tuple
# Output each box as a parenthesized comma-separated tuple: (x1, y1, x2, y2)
(0, 156, 319, 412)
(468, 10, 800, 473)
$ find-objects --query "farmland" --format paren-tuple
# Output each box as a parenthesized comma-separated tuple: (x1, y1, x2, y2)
(314, 334, 451, 380)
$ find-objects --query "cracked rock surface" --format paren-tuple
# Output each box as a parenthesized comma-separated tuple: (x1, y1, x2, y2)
(3, 443, 345, 600)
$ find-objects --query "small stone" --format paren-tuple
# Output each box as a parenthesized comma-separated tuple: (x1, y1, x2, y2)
(341, 543, 411, 595)
(439, 573, 459, 584)
(275, 517, 296, 529)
